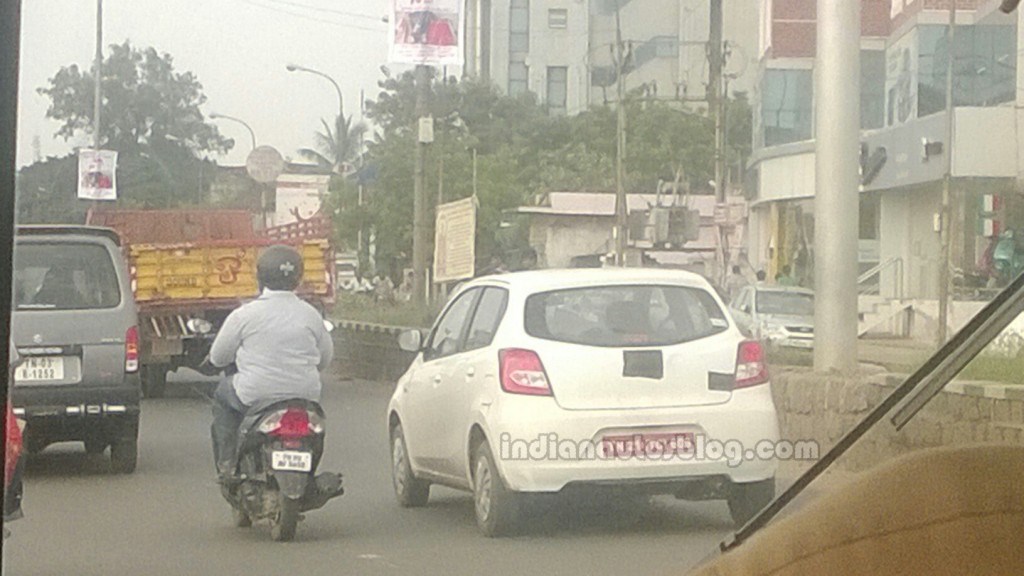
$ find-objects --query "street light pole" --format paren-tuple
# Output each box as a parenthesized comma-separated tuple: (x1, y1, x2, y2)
(412, 64, 431, 307)
(613, 1, 628, 267)
(287, 64, 345, 172)
(209, 113, 257, 150)
(93, 0, 102, 151)
(937, 1, 957, 346)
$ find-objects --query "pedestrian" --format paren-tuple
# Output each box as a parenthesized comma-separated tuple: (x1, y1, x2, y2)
(776, 265, 797, 287)
(725, 265, 748, 299)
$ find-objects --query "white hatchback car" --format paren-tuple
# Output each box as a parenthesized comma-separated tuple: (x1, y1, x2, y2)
(387, 268, 780, 536)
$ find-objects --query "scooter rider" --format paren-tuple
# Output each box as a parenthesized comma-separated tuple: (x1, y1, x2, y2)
(209, 245, 334, 483)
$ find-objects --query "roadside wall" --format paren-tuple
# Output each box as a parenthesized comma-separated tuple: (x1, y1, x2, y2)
(334, 321, 418, 383)
(773, 368, 1024, 471)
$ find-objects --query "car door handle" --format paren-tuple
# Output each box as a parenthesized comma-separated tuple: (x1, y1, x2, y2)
(466, 367, 476, 377)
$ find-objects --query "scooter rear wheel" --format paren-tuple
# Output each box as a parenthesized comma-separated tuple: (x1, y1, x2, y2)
(270, 492, 299, 542)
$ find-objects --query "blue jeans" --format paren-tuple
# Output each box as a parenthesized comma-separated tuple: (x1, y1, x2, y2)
(211, 376, 249, 476)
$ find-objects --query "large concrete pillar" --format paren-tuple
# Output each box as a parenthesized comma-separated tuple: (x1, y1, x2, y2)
(813, 0, 860, 373)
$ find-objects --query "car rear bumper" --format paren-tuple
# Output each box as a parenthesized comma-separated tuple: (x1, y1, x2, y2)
(487, 386, 781, 493)
(11, 376, 141, 441)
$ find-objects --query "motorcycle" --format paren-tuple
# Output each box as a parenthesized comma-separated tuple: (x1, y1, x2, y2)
(222, 397, 344, 541)
(199, 351, 344, 541)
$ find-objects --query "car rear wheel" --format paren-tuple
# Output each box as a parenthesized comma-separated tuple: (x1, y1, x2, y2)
(84, 439, 107, 455)
(390, 423, 430, 507)
(472, 440, 519, 537)
(141, 365, 168, 399)
(727, 477, 775, 527)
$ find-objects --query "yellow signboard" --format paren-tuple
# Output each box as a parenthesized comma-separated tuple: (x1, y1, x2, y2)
(433, 196, 477, 283)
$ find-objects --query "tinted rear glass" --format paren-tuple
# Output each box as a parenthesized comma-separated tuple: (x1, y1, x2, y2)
(756, 291, 814, 315)
(14, 242, 122, 310)
(524, 284, 729, 347)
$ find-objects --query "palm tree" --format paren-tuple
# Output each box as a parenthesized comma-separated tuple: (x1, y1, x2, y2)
(300, 113, 366, 175)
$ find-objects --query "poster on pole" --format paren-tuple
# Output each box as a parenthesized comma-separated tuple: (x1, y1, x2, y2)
(77, 149, 118, 201)
(433, 196, 476, 283)
(388, 0, 464, 66)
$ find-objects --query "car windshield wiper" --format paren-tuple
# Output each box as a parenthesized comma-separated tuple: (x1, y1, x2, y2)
(718, 270, 1024, 553)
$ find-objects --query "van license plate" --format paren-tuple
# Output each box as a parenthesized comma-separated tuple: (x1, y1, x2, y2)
(15, 357, 64, 382)
(271, 450, 312, 472)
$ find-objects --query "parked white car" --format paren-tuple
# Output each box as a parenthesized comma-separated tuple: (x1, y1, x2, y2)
(387, 268, 780, 536)
(729, 285, 815, 350)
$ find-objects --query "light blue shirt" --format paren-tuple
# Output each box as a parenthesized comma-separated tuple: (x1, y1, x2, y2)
(210, 290, 334, 406)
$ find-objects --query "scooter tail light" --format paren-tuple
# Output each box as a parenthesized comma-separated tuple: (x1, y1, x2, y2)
(260, 407, 318, 439)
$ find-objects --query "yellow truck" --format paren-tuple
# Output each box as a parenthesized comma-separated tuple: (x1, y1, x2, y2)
(86, 209, 335, 397)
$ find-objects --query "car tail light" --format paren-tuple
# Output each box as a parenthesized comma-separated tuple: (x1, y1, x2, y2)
(499, 349, 552, 396)
(735, 340, 768, 388)
(125, 326, 139, 373)
(5, 401, 22, 491)
(258, 407, 323, 439)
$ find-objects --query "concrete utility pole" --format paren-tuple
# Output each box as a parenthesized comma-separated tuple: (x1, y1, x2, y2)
(613, 1, 628, 266)
(412, 64, 430, 307)
(937, 1, 957, 346)
(813, 0, 860, 373)
(709, 0, 726, 284)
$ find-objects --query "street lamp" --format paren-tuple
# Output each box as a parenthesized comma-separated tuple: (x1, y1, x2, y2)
(209, 112, 257, 151)
(285, 63, 344, 120)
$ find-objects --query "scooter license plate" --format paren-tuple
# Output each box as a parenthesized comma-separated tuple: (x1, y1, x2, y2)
(271, 450, 313, 472)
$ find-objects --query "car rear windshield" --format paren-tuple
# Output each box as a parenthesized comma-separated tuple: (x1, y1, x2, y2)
(13, 242, 122, 310)
(756, 291, 814, 316)
(524, 284, 729, 347)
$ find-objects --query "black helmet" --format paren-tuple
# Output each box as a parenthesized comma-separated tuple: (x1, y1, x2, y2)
(257, 245, 304, 291)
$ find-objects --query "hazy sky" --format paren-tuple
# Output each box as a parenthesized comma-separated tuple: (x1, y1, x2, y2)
(16, 0, 407, 167)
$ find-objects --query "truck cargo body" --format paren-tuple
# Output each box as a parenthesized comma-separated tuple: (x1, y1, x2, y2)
(87, 209, 335, 396)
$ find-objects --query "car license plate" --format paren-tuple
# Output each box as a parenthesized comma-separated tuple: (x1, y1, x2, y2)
(271, 450, 312, 472)
(14, 356, 65, 382)
(602, 432, 695, 458)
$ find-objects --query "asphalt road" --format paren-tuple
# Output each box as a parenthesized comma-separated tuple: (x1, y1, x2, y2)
(5, 371, 785, 576)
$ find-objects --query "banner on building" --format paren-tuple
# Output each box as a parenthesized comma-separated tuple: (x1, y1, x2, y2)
(275, 174, 331, 226)
(77, 149, 118, 201)
(433, 196, 476, 283)
(388, 0, 464, 66)
(885, 28, 918, 128)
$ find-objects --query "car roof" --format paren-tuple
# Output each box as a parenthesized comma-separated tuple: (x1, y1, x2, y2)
(464, 267, 715, 293)
(16, 225, 122, 247)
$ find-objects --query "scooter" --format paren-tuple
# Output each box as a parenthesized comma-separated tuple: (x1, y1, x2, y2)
(221, 398, 344, 541)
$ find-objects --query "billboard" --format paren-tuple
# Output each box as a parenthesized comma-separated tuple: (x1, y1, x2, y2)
(433, 196, 476, 283)
(388, 0, 464, 66)
(885, 28, 918, 128)
(77, 149, 117, 201)
(275, 174, 331, 226)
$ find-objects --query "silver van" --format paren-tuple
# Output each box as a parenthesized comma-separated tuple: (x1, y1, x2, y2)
(11, 226, 141, 473)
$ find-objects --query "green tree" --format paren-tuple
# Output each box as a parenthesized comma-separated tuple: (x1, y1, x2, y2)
(37, 41, 231, 208)
(299, 114, 366, 174)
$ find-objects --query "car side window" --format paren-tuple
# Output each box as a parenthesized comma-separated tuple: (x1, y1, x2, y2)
(463, 287, 509, 352)
(424, 289, 480, 362)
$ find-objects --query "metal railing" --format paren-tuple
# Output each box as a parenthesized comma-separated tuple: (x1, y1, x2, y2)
(857, 256, 904, 297)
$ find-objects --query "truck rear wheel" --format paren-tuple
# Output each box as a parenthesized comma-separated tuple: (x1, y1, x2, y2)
(141, 365, 168, 398)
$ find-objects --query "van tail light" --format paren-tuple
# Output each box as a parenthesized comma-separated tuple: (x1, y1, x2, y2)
(125, 326, 140, 373)
(734, 340, 768, 389)
(499, 349, 552, 396)
(259, 407, 323, 439)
